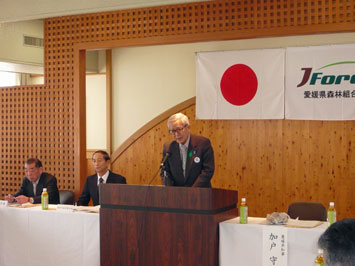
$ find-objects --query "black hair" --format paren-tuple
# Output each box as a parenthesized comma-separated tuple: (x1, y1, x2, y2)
(318, 218, 355, 266)
(92, 150, 110, 161)
(25, 158, 43, 168)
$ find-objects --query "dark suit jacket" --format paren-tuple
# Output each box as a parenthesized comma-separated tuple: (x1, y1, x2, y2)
(14, 172, 60, 204)
(161, 134, 215, 187)
(77, 171, 126, 206)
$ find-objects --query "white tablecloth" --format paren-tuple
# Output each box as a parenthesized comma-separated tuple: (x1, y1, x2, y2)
(219, 217, 327, 266)
(0, 205, 99, 266)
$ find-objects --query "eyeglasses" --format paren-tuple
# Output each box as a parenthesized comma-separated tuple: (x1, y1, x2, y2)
(169, 126, 186, 134)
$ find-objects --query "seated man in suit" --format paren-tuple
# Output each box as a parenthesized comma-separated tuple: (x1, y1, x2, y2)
(5, 158, 59, 204)
(77, 150, 126, 206)
(160, 113, 215, 187)
(318, 218, 355, 266)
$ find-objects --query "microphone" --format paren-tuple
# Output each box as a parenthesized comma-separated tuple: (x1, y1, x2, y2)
(160, 151, 171, 186)
(148, 151, 170, 185)
(161, 152, 171, 167)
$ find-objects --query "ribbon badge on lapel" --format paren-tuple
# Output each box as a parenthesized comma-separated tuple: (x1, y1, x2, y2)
(188, 150, 197, 158)
(189, 150, 200, 163)
(188, 150, 193, 158)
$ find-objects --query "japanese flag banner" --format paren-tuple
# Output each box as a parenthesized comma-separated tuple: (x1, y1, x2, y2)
(196, 48, 285, 119)
(285, 44, 355, 120)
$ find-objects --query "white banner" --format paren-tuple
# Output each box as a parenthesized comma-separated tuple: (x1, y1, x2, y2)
(285, 44, 355, 120)
(196, 49, 284, 119)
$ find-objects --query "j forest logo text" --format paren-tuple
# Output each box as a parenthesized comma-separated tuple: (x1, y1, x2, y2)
(297, 61, 355, 87)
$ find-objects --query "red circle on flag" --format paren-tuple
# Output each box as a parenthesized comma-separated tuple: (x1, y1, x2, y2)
(220, 64, 258, 106)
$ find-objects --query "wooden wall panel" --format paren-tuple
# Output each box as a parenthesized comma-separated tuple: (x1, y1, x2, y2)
(0, 0, 354, 218)
(0, 85, 76, 196)
(112, 101, 354, 219)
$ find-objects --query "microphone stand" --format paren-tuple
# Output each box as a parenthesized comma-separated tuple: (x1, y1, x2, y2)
(148, 152, 170, 185)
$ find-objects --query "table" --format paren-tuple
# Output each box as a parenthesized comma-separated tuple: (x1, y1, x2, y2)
(219, 217, 327, 266)
(0, 205, 99, 266)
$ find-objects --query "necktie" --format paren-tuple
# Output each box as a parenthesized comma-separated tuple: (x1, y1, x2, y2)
(32, 182, 36, 196)
(180, 145, 188, 177)
(99, 177, 104, 184)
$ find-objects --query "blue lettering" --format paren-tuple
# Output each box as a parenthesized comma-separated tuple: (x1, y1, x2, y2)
(308, 72, 355, 85)
(310, 72, 323, 85)
(335, 75, 350, 84)
(321, 75, 335, 85)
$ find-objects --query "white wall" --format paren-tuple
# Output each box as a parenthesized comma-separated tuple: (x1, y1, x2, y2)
(0, 0, 204, 23)
(29, 75, 44, 85)
(86, 51, 99, 73)
(86, 50, 106, 73)
(112, 32, 355, 151)
(86, 74, 107, 150)
(0, 20, 43, 65)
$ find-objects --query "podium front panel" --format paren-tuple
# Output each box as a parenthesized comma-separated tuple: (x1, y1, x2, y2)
(100, 184, 237, 266)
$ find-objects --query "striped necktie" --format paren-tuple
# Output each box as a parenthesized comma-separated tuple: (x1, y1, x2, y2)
(180, 144, 188, 177)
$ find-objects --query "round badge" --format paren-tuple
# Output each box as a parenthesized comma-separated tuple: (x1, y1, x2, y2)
(194, 157, 200, 163)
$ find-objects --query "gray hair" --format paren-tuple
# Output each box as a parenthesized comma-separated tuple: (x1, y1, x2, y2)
(167, 113, 190, 129)
(318, 219, 355, 266)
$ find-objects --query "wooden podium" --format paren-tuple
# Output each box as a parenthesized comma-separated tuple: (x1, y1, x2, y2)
(100, 184, 238, 266)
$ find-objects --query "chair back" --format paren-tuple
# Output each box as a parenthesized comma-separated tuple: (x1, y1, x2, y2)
(287, 201, 327, 221)
(59, 190, 75, 205)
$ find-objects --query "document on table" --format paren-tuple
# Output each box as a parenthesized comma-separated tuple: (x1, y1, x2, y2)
(286, 219, 323, 228)
(8, 203, 40, 208)
(74, 205, 100, 213)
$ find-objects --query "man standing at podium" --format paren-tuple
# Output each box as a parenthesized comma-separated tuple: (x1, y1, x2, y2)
(77, 150, 126, 206)
(161, 113, 215, 187)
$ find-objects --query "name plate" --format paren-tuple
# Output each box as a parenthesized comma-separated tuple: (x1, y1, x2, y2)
(56, 204, 74, 212)
(262, 226, 288, 266)
(0, 200, 9, 207)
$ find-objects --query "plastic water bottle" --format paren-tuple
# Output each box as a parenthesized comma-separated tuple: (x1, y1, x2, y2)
(239, 198, 248, 224)
(327, 202, 336, 226)
(314, 249, 324, 266)
(41, 188, 48, 210)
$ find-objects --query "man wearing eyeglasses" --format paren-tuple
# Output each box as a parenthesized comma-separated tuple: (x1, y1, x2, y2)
(161, 113, 215, 187)
(77, 150, 126, 206)
(5, 158, 60, 204)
